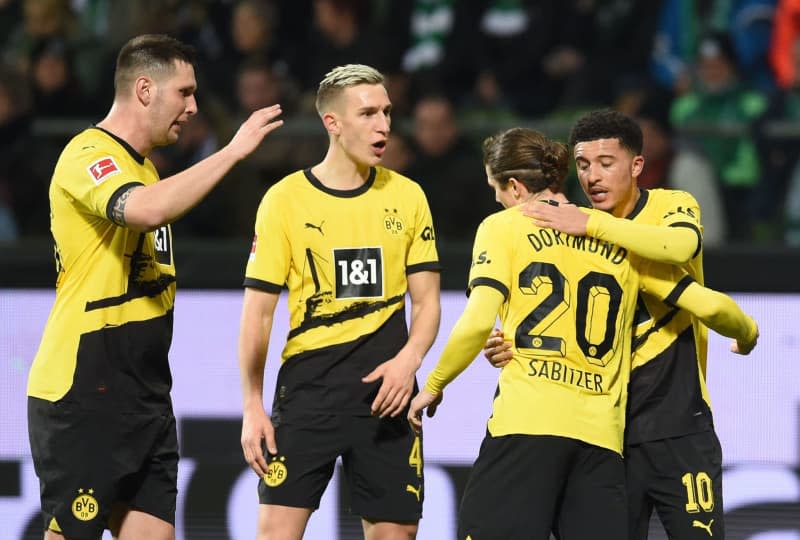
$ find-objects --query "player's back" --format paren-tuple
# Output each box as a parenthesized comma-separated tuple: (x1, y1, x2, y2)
(468, 205, 645, 454)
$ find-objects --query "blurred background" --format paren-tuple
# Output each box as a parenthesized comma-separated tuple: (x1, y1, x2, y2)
(1, 0, 800, 538)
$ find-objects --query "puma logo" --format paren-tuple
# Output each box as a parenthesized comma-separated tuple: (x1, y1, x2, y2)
(406, 483, 421, 501)
(304, 221, 324, 235)
(692, 519, 714, 536)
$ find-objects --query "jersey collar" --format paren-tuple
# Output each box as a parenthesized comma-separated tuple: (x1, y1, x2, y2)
(304, 167, 376, 198)
(91, 126, 146, 165)
(625, 188, 649, 220)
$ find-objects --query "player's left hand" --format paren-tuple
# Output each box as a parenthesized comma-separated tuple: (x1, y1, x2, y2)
(363, 350, 419, 418)
(407, 389, 443, 434)
(523, 199, 589, 236)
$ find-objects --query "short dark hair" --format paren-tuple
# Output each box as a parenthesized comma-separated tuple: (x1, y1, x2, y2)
(114, 34, 196, 95)
(568, 110, 643, 155)
(483, 128, 569, 195)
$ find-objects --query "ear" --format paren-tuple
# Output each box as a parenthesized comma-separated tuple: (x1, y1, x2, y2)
(508, 178, 521, 199)
(135, 76, 154, 106)
(322, 111, 340, 135)
(631, 155, 645, 178)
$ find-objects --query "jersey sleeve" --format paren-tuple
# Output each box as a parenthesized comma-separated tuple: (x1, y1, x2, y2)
(424, 285, 505, 395)
(466, 216, 512, 300)
(243, 188, 290, 293)
(57, 147, 146, 221)
(639, 261, 758, 343)
(585, 190, 702, 264)
(406, 183, 441, 274)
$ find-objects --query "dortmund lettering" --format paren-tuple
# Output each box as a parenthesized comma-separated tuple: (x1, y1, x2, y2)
(526, 230, 627, 264)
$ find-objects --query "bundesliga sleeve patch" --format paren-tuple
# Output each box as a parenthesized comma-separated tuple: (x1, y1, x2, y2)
(87, 157, 121, 185)
(248, 235, 257, 262)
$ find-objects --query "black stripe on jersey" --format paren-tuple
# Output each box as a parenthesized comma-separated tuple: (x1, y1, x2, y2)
(105, 182, 144, 222)
(243, 277, 283, 294)
(632, 305, 680, 351)
(664, 275, 696, 307)
(273, 309, 409, 415)
(305, 248, 322, 291)
(407, 261, 442, 274)
(287, 294, 405, 340)
(668, 222, 703, 259)
(85, 233, 175, 311)
(467, 277, 509, 301)
(625, 189, 649, 220)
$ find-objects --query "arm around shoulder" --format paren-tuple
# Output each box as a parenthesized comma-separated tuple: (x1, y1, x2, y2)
(587, 210, 700, 265)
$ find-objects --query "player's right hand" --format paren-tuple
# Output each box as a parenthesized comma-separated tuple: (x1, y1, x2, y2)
(407, 389, 443, 434)
(227, 104, 284, 161)
(241, 403, 277, 477)
(484, 328, 513, 368)
(731, 324, 759, 355)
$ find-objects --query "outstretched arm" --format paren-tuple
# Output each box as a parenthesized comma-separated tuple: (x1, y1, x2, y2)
(120, 105, 283, 231)
(408, 286, 504, 432)
(642, 273, 759, 354)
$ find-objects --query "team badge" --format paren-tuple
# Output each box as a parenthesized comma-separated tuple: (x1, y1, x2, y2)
(87, 157, 121, 185)
(263, 456, 288, 487)
(71, 488, 99, 521)
(383, 208, 404, 235)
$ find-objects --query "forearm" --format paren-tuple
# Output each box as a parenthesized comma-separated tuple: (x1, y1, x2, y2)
(425, 287, 503, 394)
(587, 211, 699, 264)
(679, 284, 758, 343)
(238, 289, 278, 409)
(125, 145, 240, 231)
(239, 320, 270, 409)
(402, 296, 441, 371)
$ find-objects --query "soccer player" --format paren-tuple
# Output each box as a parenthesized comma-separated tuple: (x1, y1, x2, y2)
(408, 127, 757, 539)
(238, 64, 441, 540)
(488, 110, 757, 538)
(26, 34, 283, 540)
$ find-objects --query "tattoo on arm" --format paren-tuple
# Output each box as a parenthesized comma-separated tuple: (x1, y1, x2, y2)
(110, 188, 134, 226)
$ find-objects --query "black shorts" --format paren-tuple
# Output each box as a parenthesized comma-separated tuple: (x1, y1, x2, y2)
(258, 412, 423, 522)
(28, 397, 179, 538)
(625, 430, 724, 540)
(458, 434, 626, 540)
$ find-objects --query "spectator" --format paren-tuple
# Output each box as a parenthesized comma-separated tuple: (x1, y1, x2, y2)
(406, 93, 494, 242)
(381, 132, 414, 174)
(288, 0, 377, 110)
(0, 65, 55, 237)
(670, 30, 768, 241)
(28, 38, 91, 117)
(769, 0, 800, 89)
(229, 58, 323, 187)
(635, 94, 727, 245)
(760, 36, 800, 242)
(204, 0, 287, 110)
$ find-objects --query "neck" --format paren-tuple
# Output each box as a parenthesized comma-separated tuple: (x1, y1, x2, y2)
(96, 101, 153, 156)
(519, 187, 557, 205)
(613, 187, 641, 218)
(312, 146, 372, 190)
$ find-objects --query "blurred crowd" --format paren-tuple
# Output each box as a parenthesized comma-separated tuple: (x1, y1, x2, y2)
(1, 0, 800, 246)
